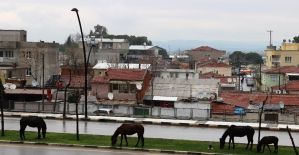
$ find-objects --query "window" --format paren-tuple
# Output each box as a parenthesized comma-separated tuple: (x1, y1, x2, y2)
(26, 51, 32, 59)
(26, 68, 32, 76)
(130, 84, 136, 93)
(285, 57, 292, 63)
(270, 75, 277, 81)
(0, 51, 3, 57)
(119, 84, 128, 93)
(5, 51, 13, 57)
(110, 84, 118, 91)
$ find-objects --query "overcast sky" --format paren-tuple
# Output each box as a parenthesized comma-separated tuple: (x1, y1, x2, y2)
(1, 0, 299, 51)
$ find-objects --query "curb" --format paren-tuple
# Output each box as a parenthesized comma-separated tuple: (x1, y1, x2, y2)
(0, 140, 223, 155)
(4, 112, 299, 132)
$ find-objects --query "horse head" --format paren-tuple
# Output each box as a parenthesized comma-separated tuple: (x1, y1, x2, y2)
(111, 134, 117, 146)
(219, 137, 225, 149)
(256, 142, 262, 152)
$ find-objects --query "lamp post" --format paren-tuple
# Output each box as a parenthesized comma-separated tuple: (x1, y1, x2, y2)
(71, 8, 88, 119)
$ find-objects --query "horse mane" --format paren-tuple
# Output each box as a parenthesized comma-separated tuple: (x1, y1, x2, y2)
(221, 125, 235, 140)
(112, 126, 121, 138)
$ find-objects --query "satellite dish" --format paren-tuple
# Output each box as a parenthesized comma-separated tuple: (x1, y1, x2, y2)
(3, 83, 9, 89)
(10, 84, 16, 89)
(32, 80, 39, 87)
(136, 83, 142, 90)
(108, 92, 113, 100)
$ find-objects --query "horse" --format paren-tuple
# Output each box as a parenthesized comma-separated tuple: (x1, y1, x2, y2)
(111, 123, 144, 147)
(219, 125, 255, 150)
(257, 136, 279, 153)
(20, 116, 47, 140)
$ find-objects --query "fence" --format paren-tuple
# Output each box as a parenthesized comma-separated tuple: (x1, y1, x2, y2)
(6, 101, 299, 124)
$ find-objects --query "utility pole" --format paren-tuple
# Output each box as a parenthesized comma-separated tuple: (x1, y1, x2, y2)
(42, 52, 45, 111)
(267, 30, 273, 46)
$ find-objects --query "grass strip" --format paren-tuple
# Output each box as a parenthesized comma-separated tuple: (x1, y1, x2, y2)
(0, 130, 295, 155)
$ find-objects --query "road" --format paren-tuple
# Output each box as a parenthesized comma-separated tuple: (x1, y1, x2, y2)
(3, 117, 299, 146)
(0, 143, 170, 155)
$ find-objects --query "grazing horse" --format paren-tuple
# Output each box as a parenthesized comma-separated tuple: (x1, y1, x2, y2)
(257, 136, 279, 153)
(219, 125, 255, 150)
(111, 123, 144, 147)
(20, 116, 47, 140)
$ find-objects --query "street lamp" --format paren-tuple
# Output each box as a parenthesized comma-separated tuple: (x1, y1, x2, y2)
(71, 8, 88, 119)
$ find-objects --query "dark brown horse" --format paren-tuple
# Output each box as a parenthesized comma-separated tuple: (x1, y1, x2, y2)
(20, 116, 47, 140)
(111, 123, 144, 147)
(220, 125, 255, 150)
(257, 136, 279, 153)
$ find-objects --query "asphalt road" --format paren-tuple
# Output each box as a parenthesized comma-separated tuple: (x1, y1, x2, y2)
(3, 117, 299, 146)
(0, 143, 170, 155)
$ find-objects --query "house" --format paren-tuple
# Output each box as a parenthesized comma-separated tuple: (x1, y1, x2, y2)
(187, 46, 226, 62)
(261, 66, 299, 91)
(91, 68, 151, 104)
(199, 72, 237, 91)
(127, 45, 162, 63)
(92, 60, 151, 77)
(212, 92, 299, 122)
(196, 61, 232, 76)
(156, 68, 198, 80)
(265, 41, 299, 68)
(0, 30, 59, 87)
(271, 80, 299, 94)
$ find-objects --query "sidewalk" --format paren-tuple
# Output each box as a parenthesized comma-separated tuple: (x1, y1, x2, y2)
(4, 111, 299, 132)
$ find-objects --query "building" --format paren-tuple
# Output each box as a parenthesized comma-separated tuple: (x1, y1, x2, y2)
(91, 68, 151, 104)
(127, 45, 162, 63)
(187, 46, 226, 62)
(156, 69, 198, 80)
(0, 30, 59, 86)
(265, 42, 299, 68)
(261, 66, 299, 91)
(196, 61, 232, 76)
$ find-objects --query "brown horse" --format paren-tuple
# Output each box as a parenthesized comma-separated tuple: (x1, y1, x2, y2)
(220, 125, 255, 150)
(257, 136, 279, 153)
(20, 116, 47, 140)
(111, 123, 144, 147)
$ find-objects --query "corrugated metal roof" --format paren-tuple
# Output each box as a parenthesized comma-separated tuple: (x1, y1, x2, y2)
(93, 61, 151, 70)
(153, 96, 177, 101)
(129, 45, 155, 50)
(4, 89, 43, 95)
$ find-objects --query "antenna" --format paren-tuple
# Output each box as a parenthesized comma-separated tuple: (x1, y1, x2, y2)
(10, 84, 16, 89)
(267, 30, 273, 46)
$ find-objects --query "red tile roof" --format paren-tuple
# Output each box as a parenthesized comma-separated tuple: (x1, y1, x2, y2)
(219, 92, 299, 108)
(272, 80, 299, 91)
(263, 66, 299, 74)
(197, 62, 231, 68)
(192, 46, 222, 52)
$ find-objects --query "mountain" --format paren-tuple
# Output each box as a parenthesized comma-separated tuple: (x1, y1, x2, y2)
(153, 40, 267, 54)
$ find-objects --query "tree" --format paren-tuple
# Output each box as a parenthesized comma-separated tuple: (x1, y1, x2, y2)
(293, 35, 299, 43)
(158, 47, 169, 59)
(229, 51, 246, 67)
(245, 52, 263, 64)
(0, 79, 5, 136)
(67, 89, 81, 140)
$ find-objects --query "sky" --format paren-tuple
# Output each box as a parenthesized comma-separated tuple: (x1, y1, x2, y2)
(1, 0, 299, 52)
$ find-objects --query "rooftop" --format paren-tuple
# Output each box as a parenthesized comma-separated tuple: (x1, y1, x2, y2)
(129, 45, 156, 50)
(93, 60, 151, 70)
(263, 66, 299, 74)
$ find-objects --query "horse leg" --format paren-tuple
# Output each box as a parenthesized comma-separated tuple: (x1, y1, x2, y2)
(135, 134, 140, 147)
(266, 144, 271, 153)
(20, 125, 26, 140)
(37, 127, 41, 139)
(262, 144, 266, 153)
(141, 134, 144, 147)
(274, 143, 278, 153)
(124, 135, 128, 146)
(232, 137, 235, 149)
(120, 134, 123, 146)
(228, 137, 231, 149)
